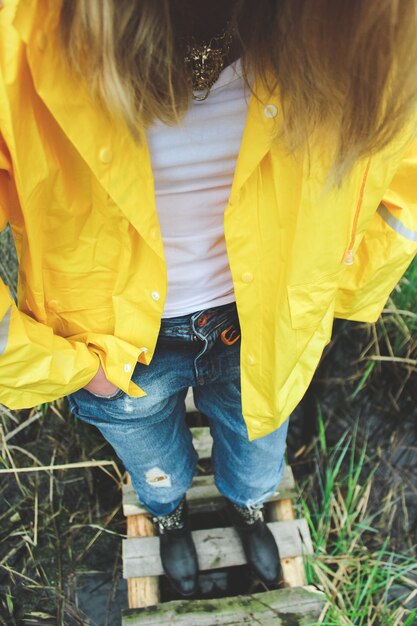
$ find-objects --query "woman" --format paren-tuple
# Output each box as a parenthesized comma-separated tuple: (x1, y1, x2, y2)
(0, 0, 416, 597)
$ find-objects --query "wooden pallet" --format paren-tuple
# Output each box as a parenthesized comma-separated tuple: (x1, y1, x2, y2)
(122, 405, 323, 624)
(123, 466, 296, 517)
(124, 518, 312, 578)
(123, 586, 325, 625)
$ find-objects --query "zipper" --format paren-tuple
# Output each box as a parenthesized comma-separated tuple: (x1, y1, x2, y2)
(343, 158, 372, 265)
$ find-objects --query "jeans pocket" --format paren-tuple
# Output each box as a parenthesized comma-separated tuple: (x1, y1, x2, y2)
(84, 388, 125, 401)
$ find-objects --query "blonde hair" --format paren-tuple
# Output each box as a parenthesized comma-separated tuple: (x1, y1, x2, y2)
(60, 0, 417, 182)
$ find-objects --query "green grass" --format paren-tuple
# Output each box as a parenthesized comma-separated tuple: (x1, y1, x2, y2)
(350, 257, 417, 404)
(377, 258, 417, 353)
(1, 391, 415, 624)
(298, 412, 417, 626)
(389, 259, 417, 320)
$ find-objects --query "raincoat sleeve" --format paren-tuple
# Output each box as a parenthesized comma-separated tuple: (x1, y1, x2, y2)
(335, 133, 417, 323)
(0, 138, 100, 410)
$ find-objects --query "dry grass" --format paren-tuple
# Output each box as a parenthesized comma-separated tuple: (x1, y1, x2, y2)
(0, 400, 127, 626)
(0, 233, 415, 625)
(298, 421, 417, 626)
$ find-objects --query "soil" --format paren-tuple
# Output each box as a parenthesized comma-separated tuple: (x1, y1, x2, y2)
(1, 228, 416, 624)
(74, 319, 417, 624)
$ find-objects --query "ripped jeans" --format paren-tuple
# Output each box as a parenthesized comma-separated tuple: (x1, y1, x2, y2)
(67, 302, 289, 517)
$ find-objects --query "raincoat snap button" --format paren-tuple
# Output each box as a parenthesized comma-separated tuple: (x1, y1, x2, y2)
(151, 228, 159, 241)
(246, 354, 255, 366)
(36, 31, 47, 51)
(47, 299, 59, 309)
(123, 363, 132, 373)
(151, 291, 160, 301)
(241, 272, 253, 284)
(264, 104, 278, 119)
(99, 147, 113, 164)
(343, 249, 354, 265)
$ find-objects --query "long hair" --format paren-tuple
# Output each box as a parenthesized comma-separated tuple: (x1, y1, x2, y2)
(59, 0, 417, 182)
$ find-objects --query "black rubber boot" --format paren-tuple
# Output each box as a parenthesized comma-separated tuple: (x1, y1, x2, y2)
(227, 500, 281, 586)
(155, 499, 199, 597)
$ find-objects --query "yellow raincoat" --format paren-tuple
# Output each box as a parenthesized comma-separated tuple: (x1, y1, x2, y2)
(1, 0, 416, 439)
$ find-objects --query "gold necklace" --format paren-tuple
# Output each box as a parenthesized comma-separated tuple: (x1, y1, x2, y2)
(183, 23, 235, 101)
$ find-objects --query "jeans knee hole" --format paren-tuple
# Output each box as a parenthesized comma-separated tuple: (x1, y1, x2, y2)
(145, 467, 172, 488)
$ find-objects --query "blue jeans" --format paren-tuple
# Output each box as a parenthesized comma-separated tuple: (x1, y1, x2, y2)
(68, 302, 289, 517)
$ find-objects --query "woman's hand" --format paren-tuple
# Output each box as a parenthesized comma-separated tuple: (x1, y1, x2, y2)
(84, 363, 119, 396)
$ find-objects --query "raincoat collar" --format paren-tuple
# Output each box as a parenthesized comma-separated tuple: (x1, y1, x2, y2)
(12, 0, 280, 248)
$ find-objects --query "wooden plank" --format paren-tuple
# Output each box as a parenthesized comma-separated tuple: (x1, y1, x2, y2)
(271, 498, 295, 522)
(185, 387, 197, 413)
(123, 465, 295, 516)
(269, 498, 307, 588)
(123, 519, 313, 579)
(122, 586, 325, 626)
(126, 512, 160, 608)
(189, 426, 213, 459)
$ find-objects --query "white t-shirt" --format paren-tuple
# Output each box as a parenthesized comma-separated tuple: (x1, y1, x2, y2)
(146, 59, 249, 318)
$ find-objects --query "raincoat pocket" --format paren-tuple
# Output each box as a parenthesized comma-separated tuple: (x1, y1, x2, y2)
(85, 388, 125, 401)
(287, 272, 339, 330)
(42, 269, 117, 312)
(42, 269, 116, 336)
